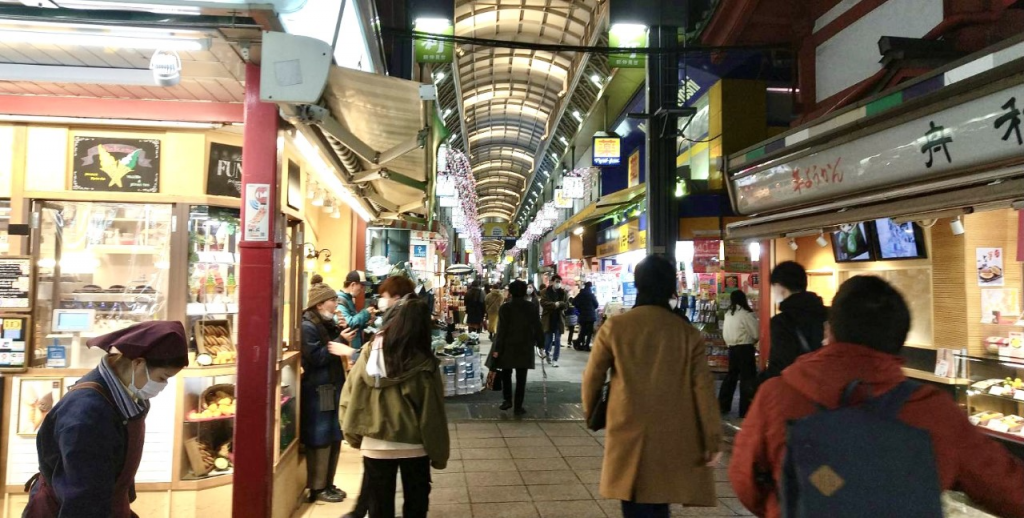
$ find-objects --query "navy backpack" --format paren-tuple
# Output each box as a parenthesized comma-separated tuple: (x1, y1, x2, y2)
(780, 380, 944, 518)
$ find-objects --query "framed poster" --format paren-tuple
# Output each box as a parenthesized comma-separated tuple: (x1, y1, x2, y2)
(0, 314, 29, 371)
(287, 160, 302, 211)
(18, 378, 62, 436)
(0, 257, 31, 311)
(977, 248, 1004, 286)
(72, 136, 160, 193)
(206, 142, 243, 198)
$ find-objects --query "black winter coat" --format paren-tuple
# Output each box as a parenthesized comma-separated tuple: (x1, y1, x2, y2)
(487, 298, 544, 370)
(761, 291, 828, 380)
(574, 289, 599, 322)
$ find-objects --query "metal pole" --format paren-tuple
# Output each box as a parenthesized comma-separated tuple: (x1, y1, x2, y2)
(645, 25, 680, 263)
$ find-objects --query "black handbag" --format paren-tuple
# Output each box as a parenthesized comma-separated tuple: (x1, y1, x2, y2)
(587, 381, 610, 431)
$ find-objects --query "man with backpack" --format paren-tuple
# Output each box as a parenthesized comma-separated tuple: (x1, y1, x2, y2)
(759, 261, 828, 381)
(730, 276, 1024, 518)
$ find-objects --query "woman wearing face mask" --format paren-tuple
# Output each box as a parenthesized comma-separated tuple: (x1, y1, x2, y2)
(24, 321, 188, 518)
(302, 279, 359, 504)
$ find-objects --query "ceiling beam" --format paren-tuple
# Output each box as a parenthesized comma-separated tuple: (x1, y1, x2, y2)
(0, 94, 243, 123)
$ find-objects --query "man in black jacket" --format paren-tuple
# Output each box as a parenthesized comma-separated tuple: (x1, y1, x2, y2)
(760, 261, 828, 380)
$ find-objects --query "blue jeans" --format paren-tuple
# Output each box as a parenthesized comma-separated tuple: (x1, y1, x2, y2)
(544, 332, 562, 361)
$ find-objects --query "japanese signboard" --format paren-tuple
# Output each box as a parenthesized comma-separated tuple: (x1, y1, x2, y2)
(563, 176, 586, 199)
(543, 241, 553, 266)
(206, 142, 243, 198)
(243, 183, 271, 242)
(608, 25, 647, 69)
(414, 21, 454, 64)
(593, 136, 622, 166)
(554, 189, 573, 208)
(0, 314, 28, 370)
(724, 243, 753, 273)
(72, 137, 160, 193)
(693, 239, 721, 274)
(0, 258, 31, 311)
(731, 84, 1024, 215)
(628, 149, 641, 187)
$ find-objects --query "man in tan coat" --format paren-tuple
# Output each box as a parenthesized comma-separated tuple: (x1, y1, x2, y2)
(583, 255, 721, 518)
(484, 285, 504, 339)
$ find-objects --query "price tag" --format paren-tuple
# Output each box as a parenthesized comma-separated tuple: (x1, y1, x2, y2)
(934, 360, 949, 378)
(3, 319, 22, 331)
(1014, 391, 1024, 402)
(10, 341, 24, 352)
(0, 338, 11, 349)
(990, 386, 1008, 397)
(989, 420, 1011, 433)
(186, 303, 206, 316)
(205, 303, 228, 315)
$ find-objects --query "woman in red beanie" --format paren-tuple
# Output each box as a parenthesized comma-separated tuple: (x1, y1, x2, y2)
(24, 320, 189, 518)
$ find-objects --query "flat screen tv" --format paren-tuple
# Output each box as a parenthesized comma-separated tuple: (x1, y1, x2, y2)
(872, 218, 927, 260)
(831, 223, 875, 263)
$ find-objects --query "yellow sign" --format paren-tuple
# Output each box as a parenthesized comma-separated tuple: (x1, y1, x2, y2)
(482, 223, 508, 237)
(618, 223, 630, 253)
(593, 137, 622, 166)
(638, 230, 647, 250)
(628, 149, 641, 187)
(3, 318, 21, 331)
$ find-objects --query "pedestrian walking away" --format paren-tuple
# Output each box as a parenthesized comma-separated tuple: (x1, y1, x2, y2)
(758, 261, 827, 382)
(486, 280, 544, 415)
(574, 281, 599, 351)
(719, 290, 759, 417)
(730, 276, 1024, 518)
(485, 284, 504, 340)
(24, 321, 189, 518)
(583, 255, 722, 518)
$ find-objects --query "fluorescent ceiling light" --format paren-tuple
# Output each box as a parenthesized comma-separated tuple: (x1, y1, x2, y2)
(442, 108, 452, 118)
(0, 63, 172, 87)
(434, 71, 446, 82)
(572, 110, 583, 122)
(0, 114, 221, 128)
(0, 27, 210, 51)
(413, 18, 452, 33)
(51, 1, 202, 15)
(559, 136, 569, 145)
(589, 74, 603, 88)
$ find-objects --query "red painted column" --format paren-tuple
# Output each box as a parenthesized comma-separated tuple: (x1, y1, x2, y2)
(758, 240, 772, 371)
(233, 63, 280, 518)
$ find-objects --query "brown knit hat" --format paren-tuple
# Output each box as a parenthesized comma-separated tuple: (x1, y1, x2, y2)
(306, 282, 338, 312)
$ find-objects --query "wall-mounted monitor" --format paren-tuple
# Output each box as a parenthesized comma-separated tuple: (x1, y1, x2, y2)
(831, 223, 875, 263)
(872, 218, 927, 260)
(593, 136, 622, 166)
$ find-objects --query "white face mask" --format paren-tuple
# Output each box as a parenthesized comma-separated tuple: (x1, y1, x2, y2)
(527, 286, 534, 294)
(554, 283, 562, 290)
(378, 297, 391, 311)
(130, 363, 167, 400)
(320, 310, 336, 321)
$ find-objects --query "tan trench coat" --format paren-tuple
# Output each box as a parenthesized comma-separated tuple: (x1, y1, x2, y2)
(582, 305, 721, 505)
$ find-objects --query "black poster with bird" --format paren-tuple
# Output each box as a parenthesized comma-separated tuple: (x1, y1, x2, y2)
(72, 136, 161, 193)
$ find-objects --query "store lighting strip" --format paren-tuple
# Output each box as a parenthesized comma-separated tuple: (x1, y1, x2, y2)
(293, 132, 374, 222)
(0, 114, 222, 129)
(0, 27, 210, 52)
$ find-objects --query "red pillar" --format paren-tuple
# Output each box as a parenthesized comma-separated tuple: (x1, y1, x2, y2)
(758, 240, 772, 371)
(233, 63, 280, 518)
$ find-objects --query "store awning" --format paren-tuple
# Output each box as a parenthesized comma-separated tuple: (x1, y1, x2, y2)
(553, 184, 647, 235)
(308, 66, 430, 218)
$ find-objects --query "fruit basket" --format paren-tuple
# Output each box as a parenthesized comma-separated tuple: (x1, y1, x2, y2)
(186, 384, 236, 421)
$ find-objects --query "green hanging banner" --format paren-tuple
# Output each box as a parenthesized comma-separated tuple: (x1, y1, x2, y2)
(608, 25, 648, 69)
(414, 20, 454, 64)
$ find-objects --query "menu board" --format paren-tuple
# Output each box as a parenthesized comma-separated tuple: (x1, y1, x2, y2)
(206, 142, 243, 198)
(0, 257, 31, 311)
(0, 314, 29, 370)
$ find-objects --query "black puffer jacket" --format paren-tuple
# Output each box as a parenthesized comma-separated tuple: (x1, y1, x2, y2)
(761, 291, 828, 380)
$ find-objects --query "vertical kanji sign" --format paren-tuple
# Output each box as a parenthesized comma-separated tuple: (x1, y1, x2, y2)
(414, 19, 454, 64)
(609, 24, 647, 69)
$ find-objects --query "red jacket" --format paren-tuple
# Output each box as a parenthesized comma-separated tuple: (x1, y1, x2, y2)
(729, 343, 1024, 518)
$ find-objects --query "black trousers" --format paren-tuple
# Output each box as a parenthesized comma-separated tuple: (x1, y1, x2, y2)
(567, 324, 576, 346)
(621, 501, 670, 518)
(305, 440, 341, 491)
(501, 368, 529, 410)
(718, 344, 758, 417)
(364, 456, 431, 518)
(579, 321, 595, 349)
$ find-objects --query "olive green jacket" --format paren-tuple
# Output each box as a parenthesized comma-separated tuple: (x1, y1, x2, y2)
(339, 347, 451, 469)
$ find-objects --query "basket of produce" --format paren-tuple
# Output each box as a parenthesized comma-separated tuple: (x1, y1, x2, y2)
(184, 384, 236, 422)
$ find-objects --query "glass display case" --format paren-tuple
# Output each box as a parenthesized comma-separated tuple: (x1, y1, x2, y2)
(957, 352, 1024, 447)
(185, 206, 240, 365)
(179, 367, 237, 482)
(32, 201, 172, 368)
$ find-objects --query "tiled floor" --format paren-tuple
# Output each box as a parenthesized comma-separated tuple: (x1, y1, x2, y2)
(290, 421, 752, 518)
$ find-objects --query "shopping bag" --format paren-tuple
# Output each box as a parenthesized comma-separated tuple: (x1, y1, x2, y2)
(486, 370, 503, 391)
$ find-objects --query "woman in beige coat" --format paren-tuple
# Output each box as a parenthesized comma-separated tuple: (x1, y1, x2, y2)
(583, 255, 722, 518)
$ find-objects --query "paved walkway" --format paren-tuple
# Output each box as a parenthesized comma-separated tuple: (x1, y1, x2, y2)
(291, 421, 751, 518)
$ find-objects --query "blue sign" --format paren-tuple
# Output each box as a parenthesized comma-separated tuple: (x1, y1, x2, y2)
(622, 282, 637, 297)
(413, 245, 427, 258)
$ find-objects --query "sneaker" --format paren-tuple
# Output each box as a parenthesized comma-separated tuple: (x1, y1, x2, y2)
(500, 400, 513, 411)
(553, 361, 559, 368)
(325, 486, 347, 500)
(317, 488, 345, 503)
(514, 407, 527, 416)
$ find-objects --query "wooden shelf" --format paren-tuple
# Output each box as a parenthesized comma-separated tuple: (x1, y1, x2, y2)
(901, 367, 970, 386)
(180, 365, 237, 378)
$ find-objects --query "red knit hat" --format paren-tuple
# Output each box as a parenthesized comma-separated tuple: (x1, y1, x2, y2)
(87, 321, 188, 361)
